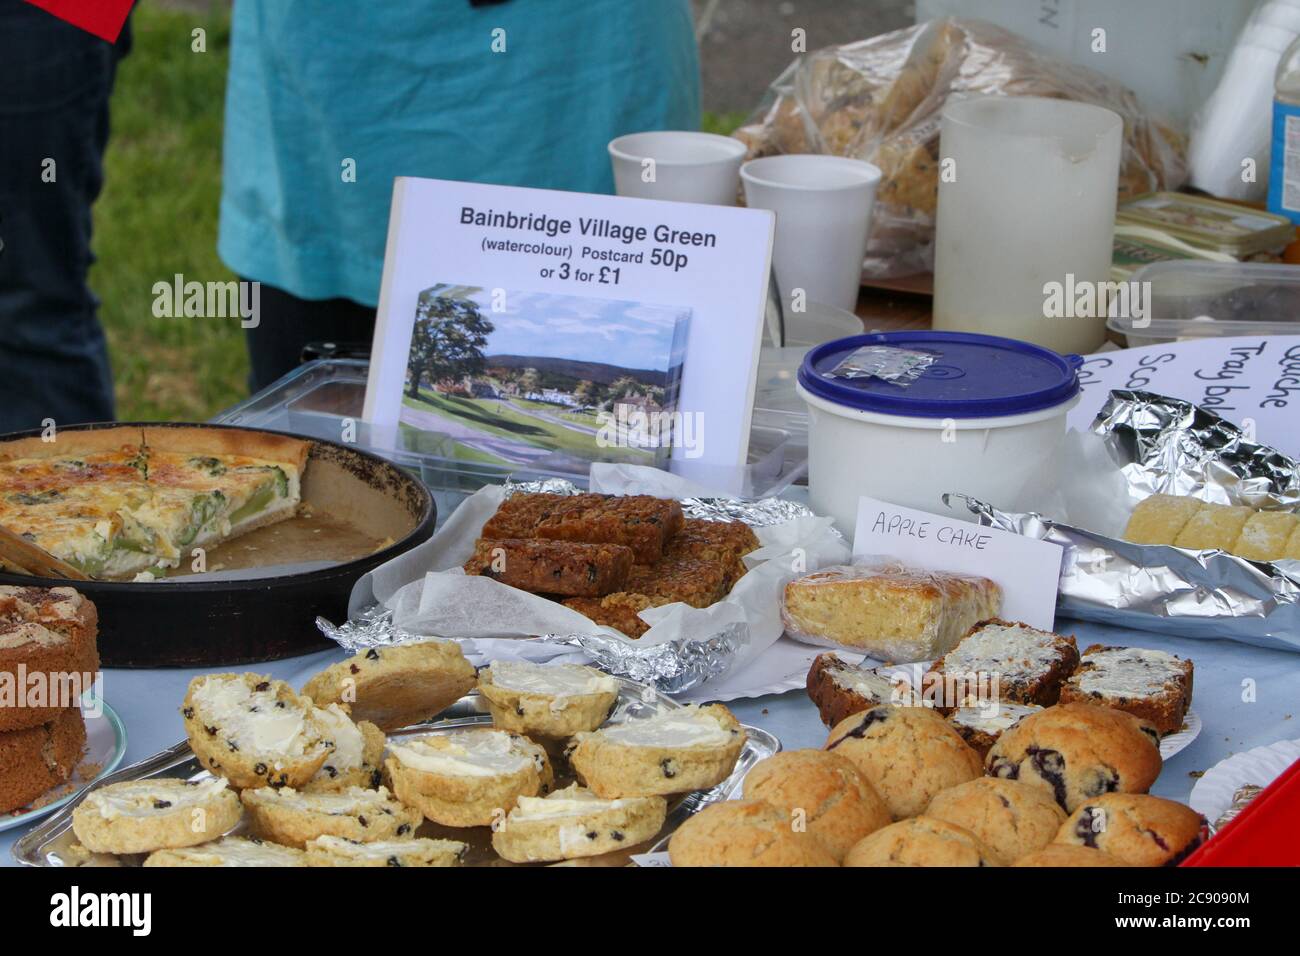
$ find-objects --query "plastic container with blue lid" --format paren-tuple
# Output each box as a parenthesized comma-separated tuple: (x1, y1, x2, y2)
(795, 331, 1084, 528)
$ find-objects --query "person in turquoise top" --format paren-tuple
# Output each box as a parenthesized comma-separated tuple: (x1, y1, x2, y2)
(219, 0, 701, 391)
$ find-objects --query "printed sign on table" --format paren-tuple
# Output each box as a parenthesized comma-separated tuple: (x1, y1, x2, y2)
(1072, 335, 1300, 454)
(364, 178, 775, 480)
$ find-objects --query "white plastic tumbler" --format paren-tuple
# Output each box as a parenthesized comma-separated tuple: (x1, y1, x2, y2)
(740, 155, 881, 314)
(608, 131, 747, 206)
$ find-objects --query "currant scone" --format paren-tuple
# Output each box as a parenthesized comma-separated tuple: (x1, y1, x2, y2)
(239, 785, 422, 849)
(302, 704, 386, 793)
(304, 835, 467, 868)
(181, 673, 335, 790)
(476, 660, 619, 738)
(566, 704, 746, 798)
(71, 778, 242, 855)
(385, 728, 553, 827)
(302, 639, 478, 732)
(491, 784, 667, 863)
(144, 836, 307, 867)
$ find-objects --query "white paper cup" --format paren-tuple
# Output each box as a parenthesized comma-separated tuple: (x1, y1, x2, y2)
(608, 131, 747, 205)
(740, 155, 881, 313)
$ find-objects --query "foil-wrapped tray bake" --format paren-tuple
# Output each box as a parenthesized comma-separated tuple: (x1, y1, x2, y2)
(952, 389, 1300, 652)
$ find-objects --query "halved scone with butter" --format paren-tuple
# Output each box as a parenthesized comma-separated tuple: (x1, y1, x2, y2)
(477, 660, 619, 738)
(302, 640, 477, 732)
(385, 728, 553, 827)
(144, 835, 306, 867)
(304, 834, 467, 868)
(240, 785, 422, 849)
(566, 704, 746, 798)
(181, 673, 335, 790)
(301, 703, 386, 793)
(492, 783, 667, 863)
(71, 778, 242, 855)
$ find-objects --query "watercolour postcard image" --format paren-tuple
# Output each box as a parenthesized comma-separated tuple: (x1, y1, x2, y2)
(399, 283, 690, 470)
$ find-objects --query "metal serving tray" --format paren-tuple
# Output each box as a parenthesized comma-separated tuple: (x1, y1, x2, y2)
(13, 677, 779, 867)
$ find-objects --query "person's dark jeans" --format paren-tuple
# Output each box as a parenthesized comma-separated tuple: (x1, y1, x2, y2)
(243, 281, 375, 393)
(0, 2, 129, 432)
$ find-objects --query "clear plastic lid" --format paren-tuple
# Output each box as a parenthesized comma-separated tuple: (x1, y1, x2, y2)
(1108, 261, 1300, 344)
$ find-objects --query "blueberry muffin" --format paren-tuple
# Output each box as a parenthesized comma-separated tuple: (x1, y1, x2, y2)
(985, 703, 1162, 812)
(924, 777, 1066, 864)
(1014, 844, 1131, 867)
(824, 705, 982, 819)
(843, 816, 1001, 867)
(668, 800, 838, 867)
(72, 778, 242, 855)
(301, 639, 477, 732)
(1054, 794, 1207, 866)
(742, 750, 891, 862)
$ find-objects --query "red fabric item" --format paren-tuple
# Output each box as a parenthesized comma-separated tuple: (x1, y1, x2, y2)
(22, 0, 133, 42)
(1182, 754, 1300, 866)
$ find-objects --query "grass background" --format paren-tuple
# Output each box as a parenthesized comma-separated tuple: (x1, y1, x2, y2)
(95, 2, 746, 421)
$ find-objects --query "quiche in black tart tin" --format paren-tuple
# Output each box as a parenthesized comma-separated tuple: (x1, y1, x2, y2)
(0, 422, 435, 667)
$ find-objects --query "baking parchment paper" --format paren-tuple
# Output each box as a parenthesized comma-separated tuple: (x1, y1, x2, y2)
(337, 464, 848, 693)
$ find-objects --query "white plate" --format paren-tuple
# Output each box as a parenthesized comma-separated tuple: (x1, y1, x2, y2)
(0, 693, 127, 833)
(1190, 738, 1300, 826)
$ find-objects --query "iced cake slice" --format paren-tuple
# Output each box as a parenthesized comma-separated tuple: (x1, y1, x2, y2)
(930, 619, 1079, 709)
(1173, 502, 1253, 551)
(1058, 644, 1193, 736)
(1233, 511, 1300, 562)
(1122, 494, 1202, 545)
(805, 652, 920, 728)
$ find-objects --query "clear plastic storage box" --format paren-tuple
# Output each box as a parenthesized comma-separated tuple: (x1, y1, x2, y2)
(212, 359, 809, 520)
(1108, 261, 1300, 347)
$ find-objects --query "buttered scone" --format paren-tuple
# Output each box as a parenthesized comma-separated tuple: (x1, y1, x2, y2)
(567, 704, 745, 798)
(144, 835, 306, 867)
(302, 640, 478, 732)
(477, 660, 619, 738)
(182, 673, 334, 790)
(302, 704, 386, 792)
(825, 705, 982, 819)
(385, 728, 553, 827)
(668, 800, 838, 867)
(305, 835, 467, 867)
(240, 785, 421, 849)
(986, 703, 1162, 812)
(491, 784, 667, 863)
(742, 750, 891, 862)
(843, 817, 1002, 867)
(924, 777, 1066, 864)
(71, 778, 242, 855)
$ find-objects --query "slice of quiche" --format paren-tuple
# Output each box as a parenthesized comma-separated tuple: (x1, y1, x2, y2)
(0, 427, 308, 580)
